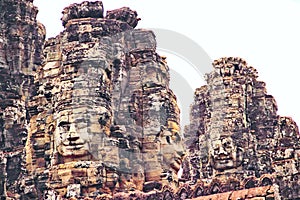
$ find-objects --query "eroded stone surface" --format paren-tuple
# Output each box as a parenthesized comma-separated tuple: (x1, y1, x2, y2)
(0, 0, 45, 198)
(183, 57, 300, 199)
(0, 1, 299, 199)
(19, 1, 184, 199)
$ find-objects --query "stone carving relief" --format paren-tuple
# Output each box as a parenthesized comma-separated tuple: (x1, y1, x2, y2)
(0, 1, 299, 199)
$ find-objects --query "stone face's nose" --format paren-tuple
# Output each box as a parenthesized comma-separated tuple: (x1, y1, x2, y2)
(67, 124, 80, 142)
(178, 150, 185, 158)
(176, 144, 185, 157)
(218, 146, 228, 156)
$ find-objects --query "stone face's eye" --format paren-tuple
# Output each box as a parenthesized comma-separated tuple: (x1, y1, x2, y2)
(224, 141, 230, 147)
(166, 136, 171, 144)
(172, 133, 181, 143)
(58, 121, 70, 131)
(213, 145, 220, 154)
(223, 140, 233, 151)
(214, 149, 219, 155)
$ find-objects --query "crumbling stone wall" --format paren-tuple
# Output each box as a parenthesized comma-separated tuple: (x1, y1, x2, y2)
(0, 0, 45, 198)
(0, 0, 45, 74)
(0, 1, 299, 199)
(183, 57, 300, 199)
(22, 1, 184, 199)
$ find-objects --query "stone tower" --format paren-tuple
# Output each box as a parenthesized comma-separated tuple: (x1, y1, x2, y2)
(0, 1, 299, 199)
(0, 0, 45, 197)
(183, 57, 300, 199)
(22, 1, 184, 199)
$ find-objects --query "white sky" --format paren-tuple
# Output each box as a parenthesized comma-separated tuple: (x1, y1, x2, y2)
(34, 0, 300, 128)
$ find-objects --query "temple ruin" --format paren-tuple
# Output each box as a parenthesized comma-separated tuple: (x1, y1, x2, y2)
(0, 1, 299, 199)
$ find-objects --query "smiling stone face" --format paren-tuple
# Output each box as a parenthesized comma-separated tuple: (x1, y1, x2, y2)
(54, 111, 87, 159)
(159, 124, 185, 174)
(210, 137, 243, 171)
(52, 105, 112, 163)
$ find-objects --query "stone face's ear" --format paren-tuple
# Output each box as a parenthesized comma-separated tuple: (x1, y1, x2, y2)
(237, 146, 244, 154)
(236, 146, 244, 167)
(47, 124, 55, 135)
(37, 22, 46, 39)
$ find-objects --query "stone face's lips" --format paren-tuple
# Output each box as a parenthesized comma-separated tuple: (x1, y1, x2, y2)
(58, 144, 87, 157)
(214, 156, 232, 161)
(171, 156, 183, 172)
(171, 162, 180, 172)
(64, 144, 84, 149)
(174, 157, 182, 163)
(216, 159, 232, 164)
(63, 139, 85, 146)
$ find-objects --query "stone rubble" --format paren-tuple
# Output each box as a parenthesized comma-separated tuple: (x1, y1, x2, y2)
(0, 1, 299, 199)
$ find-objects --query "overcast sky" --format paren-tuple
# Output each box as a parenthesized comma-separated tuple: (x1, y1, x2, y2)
(34, 0, 300, 128)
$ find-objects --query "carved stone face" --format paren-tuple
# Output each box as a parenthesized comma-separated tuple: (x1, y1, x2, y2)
(53, 104, 113, 163)
(50, 59, 113, 164)
(99, 138, 119, 167)
(3, 106, 19, 127)
(160, 128, 185, 173)
(61, 8, 70, 26)
(54, 112, 87, 158)
(210, 137, 243, 170)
